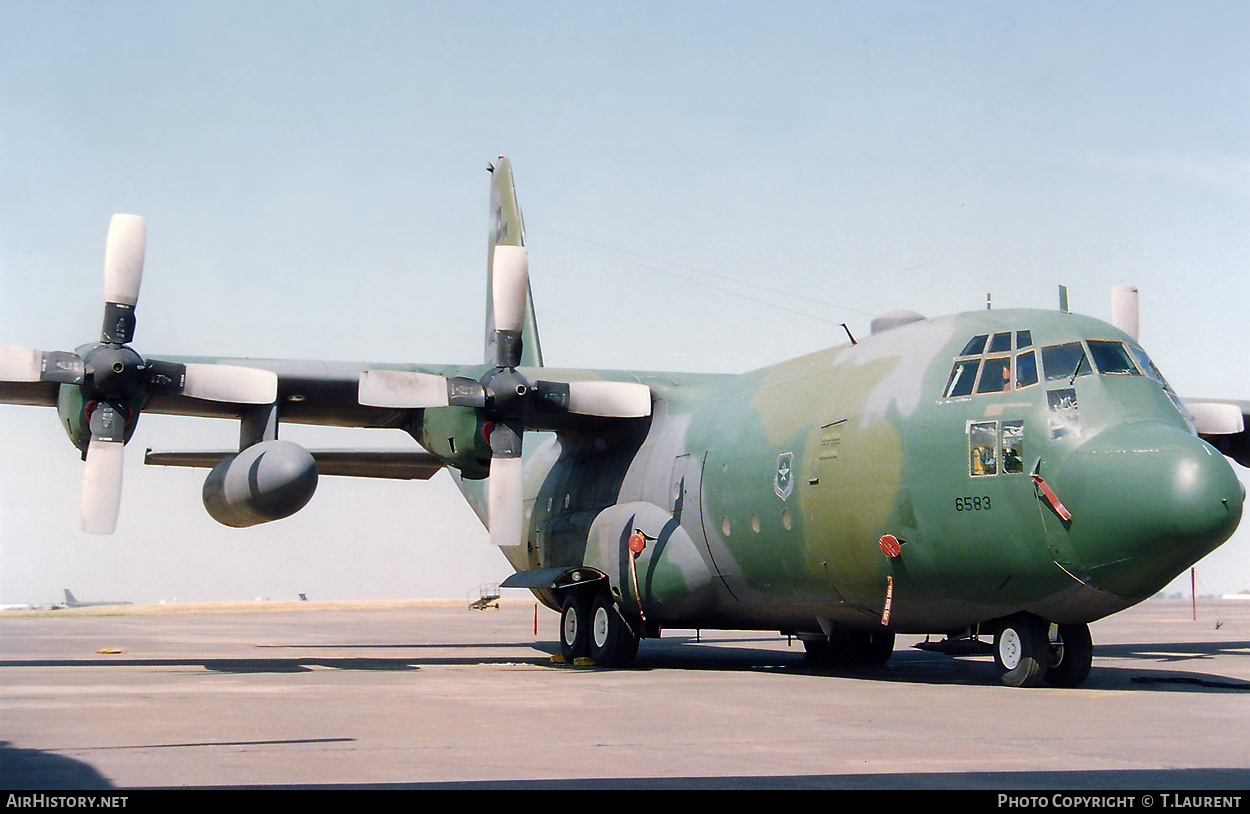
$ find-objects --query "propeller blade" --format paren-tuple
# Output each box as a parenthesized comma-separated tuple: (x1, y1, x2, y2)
(82, 439, 125, 534)
(180, 363, 277, 404)
(488, 456, 524, 548)
(491, 245, 529, 367)
(0, 346, 85, 385)
(552, 380, 652, 418)
(82, 399, 127, 535)
(0, 345, 45, 382)
(1111, 285, 1139, 342)
(101, 215, 146, 345)
(103, 215, 146, 307)
(486, 420, 524, 548)
(144, 360, 277, 404)
(360, 370, 451, 407)
(358, 370, 486, 409)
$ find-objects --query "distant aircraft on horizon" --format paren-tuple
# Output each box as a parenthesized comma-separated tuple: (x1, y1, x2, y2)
(62, 589, 132, 608)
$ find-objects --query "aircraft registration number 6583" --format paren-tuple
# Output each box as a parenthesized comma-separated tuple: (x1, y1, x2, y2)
(955, 496, 992, 511)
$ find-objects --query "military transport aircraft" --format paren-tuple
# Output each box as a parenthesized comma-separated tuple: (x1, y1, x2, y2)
(1, 158, 1246, 687)
(61, 589, 132, 608)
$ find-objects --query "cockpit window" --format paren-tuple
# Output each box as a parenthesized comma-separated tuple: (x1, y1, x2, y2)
(1015, 350, 1038, 389)
(943, 330, 1039, 399)
(1127, 344, 1167, 384)
(944, 359, 980, 398)
(988, 332, 1012, 353)
(976, 356, 1013, 394)
(1087, 340, 1139, 375)
(942, 334, 1175, 400)
(1041, 342, 1092, 382)
(960, 335, 989, 356)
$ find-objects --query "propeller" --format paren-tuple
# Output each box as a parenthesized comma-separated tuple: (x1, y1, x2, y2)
(0, 214, 278, 534)
(358, 244, 651, 547)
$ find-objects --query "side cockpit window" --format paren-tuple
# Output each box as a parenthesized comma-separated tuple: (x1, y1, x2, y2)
(1087, 340, 1138, 375)
(943, 331, 1037, 398)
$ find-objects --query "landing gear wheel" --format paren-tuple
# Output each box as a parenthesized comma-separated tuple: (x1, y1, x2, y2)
(994, 613, 1050, 687)
(850, 630, 895, 665)
(802, 638, 841, 667)
(1046, 622, 1093, 688)
(803, 630, 895, 667)
(560, 593, 591, 663)
(588, 592, 639, 668)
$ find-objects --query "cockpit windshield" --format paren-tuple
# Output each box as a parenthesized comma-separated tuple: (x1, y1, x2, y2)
(942, 334, 1174, 399)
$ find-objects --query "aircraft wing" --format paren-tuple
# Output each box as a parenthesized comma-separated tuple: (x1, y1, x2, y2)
(138, 359, 414, 428)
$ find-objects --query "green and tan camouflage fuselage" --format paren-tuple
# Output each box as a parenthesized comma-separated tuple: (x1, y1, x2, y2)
(426, 303, 1242, 639)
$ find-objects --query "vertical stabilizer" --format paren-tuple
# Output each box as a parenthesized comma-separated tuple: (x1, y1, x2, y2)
(486, 158, 543, 368)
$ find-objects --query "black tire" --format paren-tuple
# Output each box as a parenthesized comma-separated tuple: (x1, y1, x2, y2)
(850, 630, 895, 665)
(560, 592, 591, 663)
(1046, 622, 1093, 688)
(588, 592, 638, 668)
(994, 613, 1050, 687)
(803, 630, 894, 667)
(802, 638, 841, 667)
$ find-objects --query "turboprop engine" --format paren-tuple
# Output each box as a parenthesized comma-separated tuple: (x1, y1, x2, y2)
(202, 440, 318, 528)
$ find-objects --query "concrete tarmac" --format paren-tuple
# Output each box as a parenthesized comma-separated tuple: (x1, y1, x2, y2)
(1, 596, 1248, 790)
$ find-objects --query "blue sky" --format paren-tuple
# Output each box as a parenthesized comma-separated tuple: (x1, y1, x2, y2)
(1, 1, 1248, 603)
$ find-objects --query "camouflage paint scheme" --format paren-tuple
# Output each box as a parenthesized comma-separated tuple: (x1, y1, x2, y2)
(2, 157, 1245, 687)
(452, 161, 1244, 646)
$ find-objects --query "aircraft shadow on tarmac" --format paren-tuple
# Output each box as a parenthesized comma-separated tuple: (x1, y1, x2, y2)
(1, 637, 1245, 687)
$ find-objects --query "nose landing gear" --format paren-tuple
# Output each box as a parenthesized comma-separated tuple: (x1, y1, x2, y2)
(993, 613, 1093, 687)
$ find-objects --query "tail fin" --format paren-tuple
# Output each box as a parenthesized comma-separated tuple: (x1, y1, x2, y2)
(486, 157, 543, 368)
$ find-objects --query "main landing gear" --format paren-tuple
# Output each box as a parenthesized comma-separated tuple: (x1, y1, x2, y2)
(802, 630, 896, 668)
(559, 588, 639, 668)
(994, 613, 1092, 688)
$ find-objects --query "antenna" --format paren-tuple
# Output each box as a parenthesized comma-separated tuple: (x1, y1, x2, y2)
(1058, 285, 1070, 313)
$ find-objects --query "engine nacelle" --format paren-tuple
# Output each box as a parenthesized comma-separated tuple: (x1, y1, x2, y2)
(202, 440, 318, 528)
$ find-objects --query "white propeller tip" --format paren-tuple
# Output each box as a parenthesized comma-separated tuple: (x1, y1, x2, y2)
(81, 439, 125, 535)
(104, 214, 146, 307)
(567, 381, 652, 418)
(491, 245, 530, 334)
(358, 370, 450, 408)
(487, 456, 524, 547)
(182, 364, 278, 404)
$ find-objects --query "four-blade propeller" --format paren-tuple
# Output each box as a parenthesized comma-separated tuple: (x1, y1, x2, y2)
(358, 244, 651, 547)
(0, 215, 278, 534)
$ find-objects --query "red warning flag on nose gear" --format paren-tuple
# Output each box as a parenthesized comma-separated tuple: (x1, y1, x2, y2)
(879, 534, 901, 558)
(1031, 475, 1072, 521)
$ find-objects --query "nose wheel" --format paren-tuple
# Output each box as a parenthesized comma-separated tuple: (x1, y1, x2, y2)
(1045, 622, 1093, 688)
(994, 613, 1050, 687)
(994, 614, 1093, 687)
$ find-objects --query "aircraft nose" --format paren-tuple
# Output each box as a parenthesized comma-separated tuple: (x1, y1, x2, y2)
(1052, 422, 1244, 600)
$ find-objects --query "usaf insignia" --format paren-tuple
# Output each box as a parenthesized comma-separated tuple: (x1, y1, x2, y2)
(774, 452, 794, 500)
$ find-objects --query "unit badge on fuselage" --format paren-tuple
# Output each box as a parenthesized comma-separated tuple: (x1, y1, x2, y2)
(774, 452, 794, 500)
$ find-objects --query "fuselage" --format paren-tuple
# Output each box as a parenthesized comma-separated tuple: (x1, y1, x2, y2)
(459, 307, 1243, 638)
